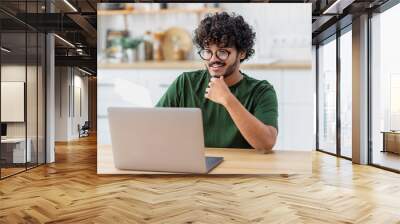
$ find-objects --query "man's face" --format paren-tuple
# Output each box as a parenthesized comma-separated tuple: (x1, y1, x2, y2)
(200, 44, 242, 77)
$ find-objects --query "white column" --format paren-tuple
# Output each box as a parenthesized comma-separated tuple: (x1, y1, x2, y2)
(352, 14, 369, 164)
(46, 33, 55, 163)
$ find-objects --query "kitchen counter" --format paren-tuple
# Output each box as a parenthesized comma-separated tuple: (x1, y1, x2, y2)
(97, 145, 312, 174)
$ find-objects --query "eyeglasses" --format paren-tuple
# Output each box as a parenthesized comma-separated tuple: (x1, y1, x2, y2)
(198, 49, 231, 61)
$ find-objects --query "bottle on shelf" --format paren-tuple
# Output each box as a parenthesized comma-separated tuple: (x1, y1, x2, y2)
(143, 31, 153, 61)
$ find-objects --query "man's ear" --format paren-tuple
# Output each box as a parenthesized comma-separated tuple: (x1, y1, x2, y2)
(239, 51, 246, 60)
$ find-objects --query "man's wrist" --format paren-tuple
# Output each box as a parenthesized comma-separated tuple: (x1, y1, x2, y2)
(222, 93, 236, 108)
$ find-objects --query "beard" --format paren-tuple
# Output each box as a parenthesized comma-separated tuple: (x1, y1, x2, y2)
(207, 56, 239, 78)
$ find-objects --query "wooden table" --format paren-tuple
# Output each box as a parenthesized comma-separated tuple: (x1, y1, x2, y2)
(381, 131, 400, 154)
(97, 145, 311, 175)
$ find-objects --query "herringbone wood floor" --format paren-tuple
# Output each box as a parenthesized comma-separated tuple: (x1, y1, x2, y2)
(1, 135, 400, 224)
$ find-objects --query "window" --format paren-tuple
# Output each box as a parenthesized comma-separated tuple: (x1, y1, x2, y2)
(318, 37, 337, 154)
(390, 74, 400, 131)
(370, 3, 400, 171)
(340, 29, 352, 158)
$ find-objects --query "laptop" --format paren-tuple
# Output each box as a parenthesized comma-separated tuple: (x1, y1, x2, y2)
(107, 107, 223, 173)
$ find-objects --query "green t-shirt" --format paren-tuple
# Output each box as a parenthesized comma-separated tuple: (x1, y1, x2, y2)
(156, 69, 278, 149)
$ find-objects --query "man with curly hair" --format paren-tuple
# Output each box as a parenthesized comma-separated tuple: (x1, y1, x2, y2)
(156, 12, 278, 153)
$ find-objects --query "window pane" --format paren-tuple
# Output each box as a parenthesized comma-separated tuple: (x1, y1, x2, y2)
(340, 30, 352, 158)
(318, 38, 337, 154)
(27, 31, 38, 169)
(0, 0, 46, 178)
(371, 4, 400, 171)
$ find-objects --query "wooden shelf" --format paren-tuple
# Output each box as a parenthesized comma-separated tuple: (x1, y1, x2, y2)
(98, 61, 311, 70)
(97, 7, 222, 16)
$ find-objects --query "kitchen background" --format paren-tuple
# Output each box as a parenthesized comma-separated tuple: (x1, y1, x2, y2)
(97, 3, 314, 151)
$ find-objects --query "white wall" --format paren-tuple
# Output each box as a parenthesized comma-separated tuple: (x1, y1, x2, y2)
(55, 67, 89, 141)
(220, 3, 311, 62)
(55, 67, 68, 141)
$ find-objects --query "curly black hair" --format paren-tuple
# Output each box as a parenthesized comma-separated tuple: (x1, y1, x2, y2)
(193, 12, 256, 62)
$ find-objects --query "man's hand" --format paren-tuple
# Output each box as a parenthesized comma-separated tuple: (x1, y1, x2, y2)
(205, 75, 277, 151)
(204, 76, 233, 106)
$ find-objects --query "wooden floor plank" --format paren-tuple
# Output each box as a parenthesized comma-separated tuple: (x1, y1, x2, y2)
(0, 135, 399, 223)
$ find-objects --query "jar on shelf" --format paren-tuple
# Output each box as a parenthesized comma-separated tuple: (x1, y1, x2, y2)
(153, 31, 164, 61)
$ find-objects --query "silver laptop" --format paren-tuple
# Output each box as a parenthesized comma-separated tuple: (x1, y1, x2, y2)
(107, 107, 223, 174)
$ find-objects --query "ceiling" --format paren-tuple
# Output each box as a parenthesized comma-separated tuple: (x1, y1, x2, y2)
(310, 0, 391, 43)
(0, 0, 97, 74)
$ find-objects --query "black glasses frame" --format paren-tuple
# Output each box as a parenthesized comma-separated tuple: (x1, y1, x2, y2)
(198, 49, 231, 61)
